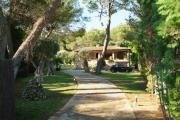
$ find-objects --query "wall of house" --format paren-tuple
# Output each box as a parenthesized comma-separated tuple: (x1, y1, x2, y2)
(87, 50, 130, 67)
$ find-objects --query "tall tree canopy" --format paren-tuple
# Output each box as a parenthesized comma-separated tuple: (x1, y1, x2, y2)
(0, 0, 85, 78)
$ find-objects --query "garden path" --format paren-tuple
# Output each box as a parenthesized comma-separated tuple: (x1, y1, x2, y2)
(49, 70, 136, 120)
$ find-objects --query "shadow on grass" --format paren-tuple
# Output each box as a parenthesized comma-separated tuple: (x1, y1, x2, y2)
(98, 71, 147, 93)
(15, 71, 76, 120)
(114, 81, 147, 92)
(99, 72, 142, 79)
(42, 87, 146, 94)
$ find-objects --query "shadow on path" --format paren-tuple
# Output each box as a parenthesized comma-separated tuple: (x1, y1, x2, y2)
(49, 70, 136, 120)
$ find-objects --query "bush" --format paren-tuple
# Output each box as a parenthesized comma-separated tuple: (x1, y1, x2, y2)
(22, 79, 46, 101)
(107, 56, 114, 64)
(56, 51, 75, 64)
(89, 64, 96, 72)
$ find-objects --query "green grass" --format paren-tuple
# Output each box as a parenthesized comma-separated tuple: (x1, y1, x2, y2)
(98, 71, 147, 93)
(61, 64, 76, 70)
(16, 71, 76, 120)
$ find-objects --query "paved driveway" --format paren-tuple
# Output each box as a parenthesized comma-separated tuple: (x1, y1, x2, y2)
(49, 70, 136, 120)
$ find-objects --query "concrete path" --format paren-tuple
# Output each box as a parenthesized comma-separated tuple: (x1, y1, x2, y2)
(49, 70, 136, 120)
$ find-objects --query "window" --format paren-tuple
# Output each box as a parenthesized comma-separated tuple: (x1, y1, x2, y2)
(117, 52, 127, 60)
(96, 53, 98, 58)
(105, 53, 112, 59)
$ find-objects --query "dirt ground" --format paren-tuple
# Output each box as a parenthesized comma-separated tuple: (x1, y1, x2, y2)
(126, 93, 164, 120)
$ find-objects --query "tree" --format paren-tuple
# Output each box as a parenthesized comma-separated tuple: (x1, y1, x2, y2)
(21, 38, 59, 100)
(29, 38, 59, 77)
(110, 24, 131, 46)
(58, 28, 86, 51)
(11, 0, 61, 79)
(56, 50, 66, 64)
(75, 29, 105, 48)
(157, 0, 180, 41)
(0, 0, 13, 59)
(1, 0, 84, 79)
(8, 0, 83, 55)
(78, 49, 91, 72)
(126, 0, 159, 88)
(125, 0, 180, 119)
(83, 0, 128, 73)
(156, 0, 180, 118)
(9, 0, 50, 57)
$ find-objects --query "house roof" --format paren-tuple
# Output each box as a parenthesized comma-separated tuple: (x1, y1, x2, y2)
(78, 46, 131, 52)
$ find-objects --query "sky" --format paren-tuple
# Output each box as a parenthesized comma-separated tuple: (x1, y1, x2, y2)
(84, 10, 131, 31)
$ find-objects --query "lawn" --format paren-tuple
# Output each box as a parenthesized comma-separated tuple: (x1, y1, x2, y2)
(98, 71, 147, 93)
(15, 71, 76, 120)
(61, 64, 76, 70)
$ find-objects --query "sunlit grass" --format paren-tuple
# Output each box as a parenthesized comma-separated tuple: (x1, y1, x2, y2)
(16, 71, 76, 120)
(98, 71, 147, 93)
(61, 64, 76, 70)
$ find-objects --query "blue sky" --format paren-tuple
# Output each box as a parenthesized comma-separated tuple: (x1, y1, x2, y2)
(84, 10, 131, 31)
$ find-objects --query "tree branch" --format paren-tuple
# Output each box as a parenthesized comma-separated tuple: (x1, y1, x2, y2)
(12, 0, 61, 79)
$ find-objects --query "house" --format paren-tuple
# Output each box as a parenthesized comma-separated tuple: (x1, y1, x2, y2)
(80, 46, 131, 67)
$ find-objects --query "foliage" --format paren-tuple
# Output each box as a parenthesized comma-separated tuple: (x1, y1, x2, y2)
(110, 24, 131, 45)
(56, 50, 69, 63)
(107, 56, 114, 64)
(82, 0, 128, 16)
(157, 0, 180, 26)
(130, 52, 138, 66)
(10, 0, 83, 29)
(123, 0, 180, 119)
(57, 28, 86, 51)
(32, 38, 59, 61)
(78, 49, 91, 60)
(157, 0, 180, 41)
(75, 29, 105, 47)
(22, 79, 46, 101)
(153, 48, 179, 118)
(56, 50, 75, 64)
(53, 55, 63, 70)
(78, 49, 91, 72)
(89, 64, 96, 72)
(7, 0, 84, 57)
(10, 0, 49, 26)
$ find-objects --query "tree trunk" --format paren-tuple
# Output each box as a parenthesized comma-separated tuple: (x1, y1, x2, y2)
(0, 16, 7, 59)
(34, 60, 45, 85)
(0, 60, 15, 120)
(12, 0, 61, 79)
(0, 16, 12, 59)
(0, 0, 3, 16)
(6, 34, 14, 58)
(95, 1, 111, 74)
(47, 61, 55, 75)
(83, 59, 89, 73)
